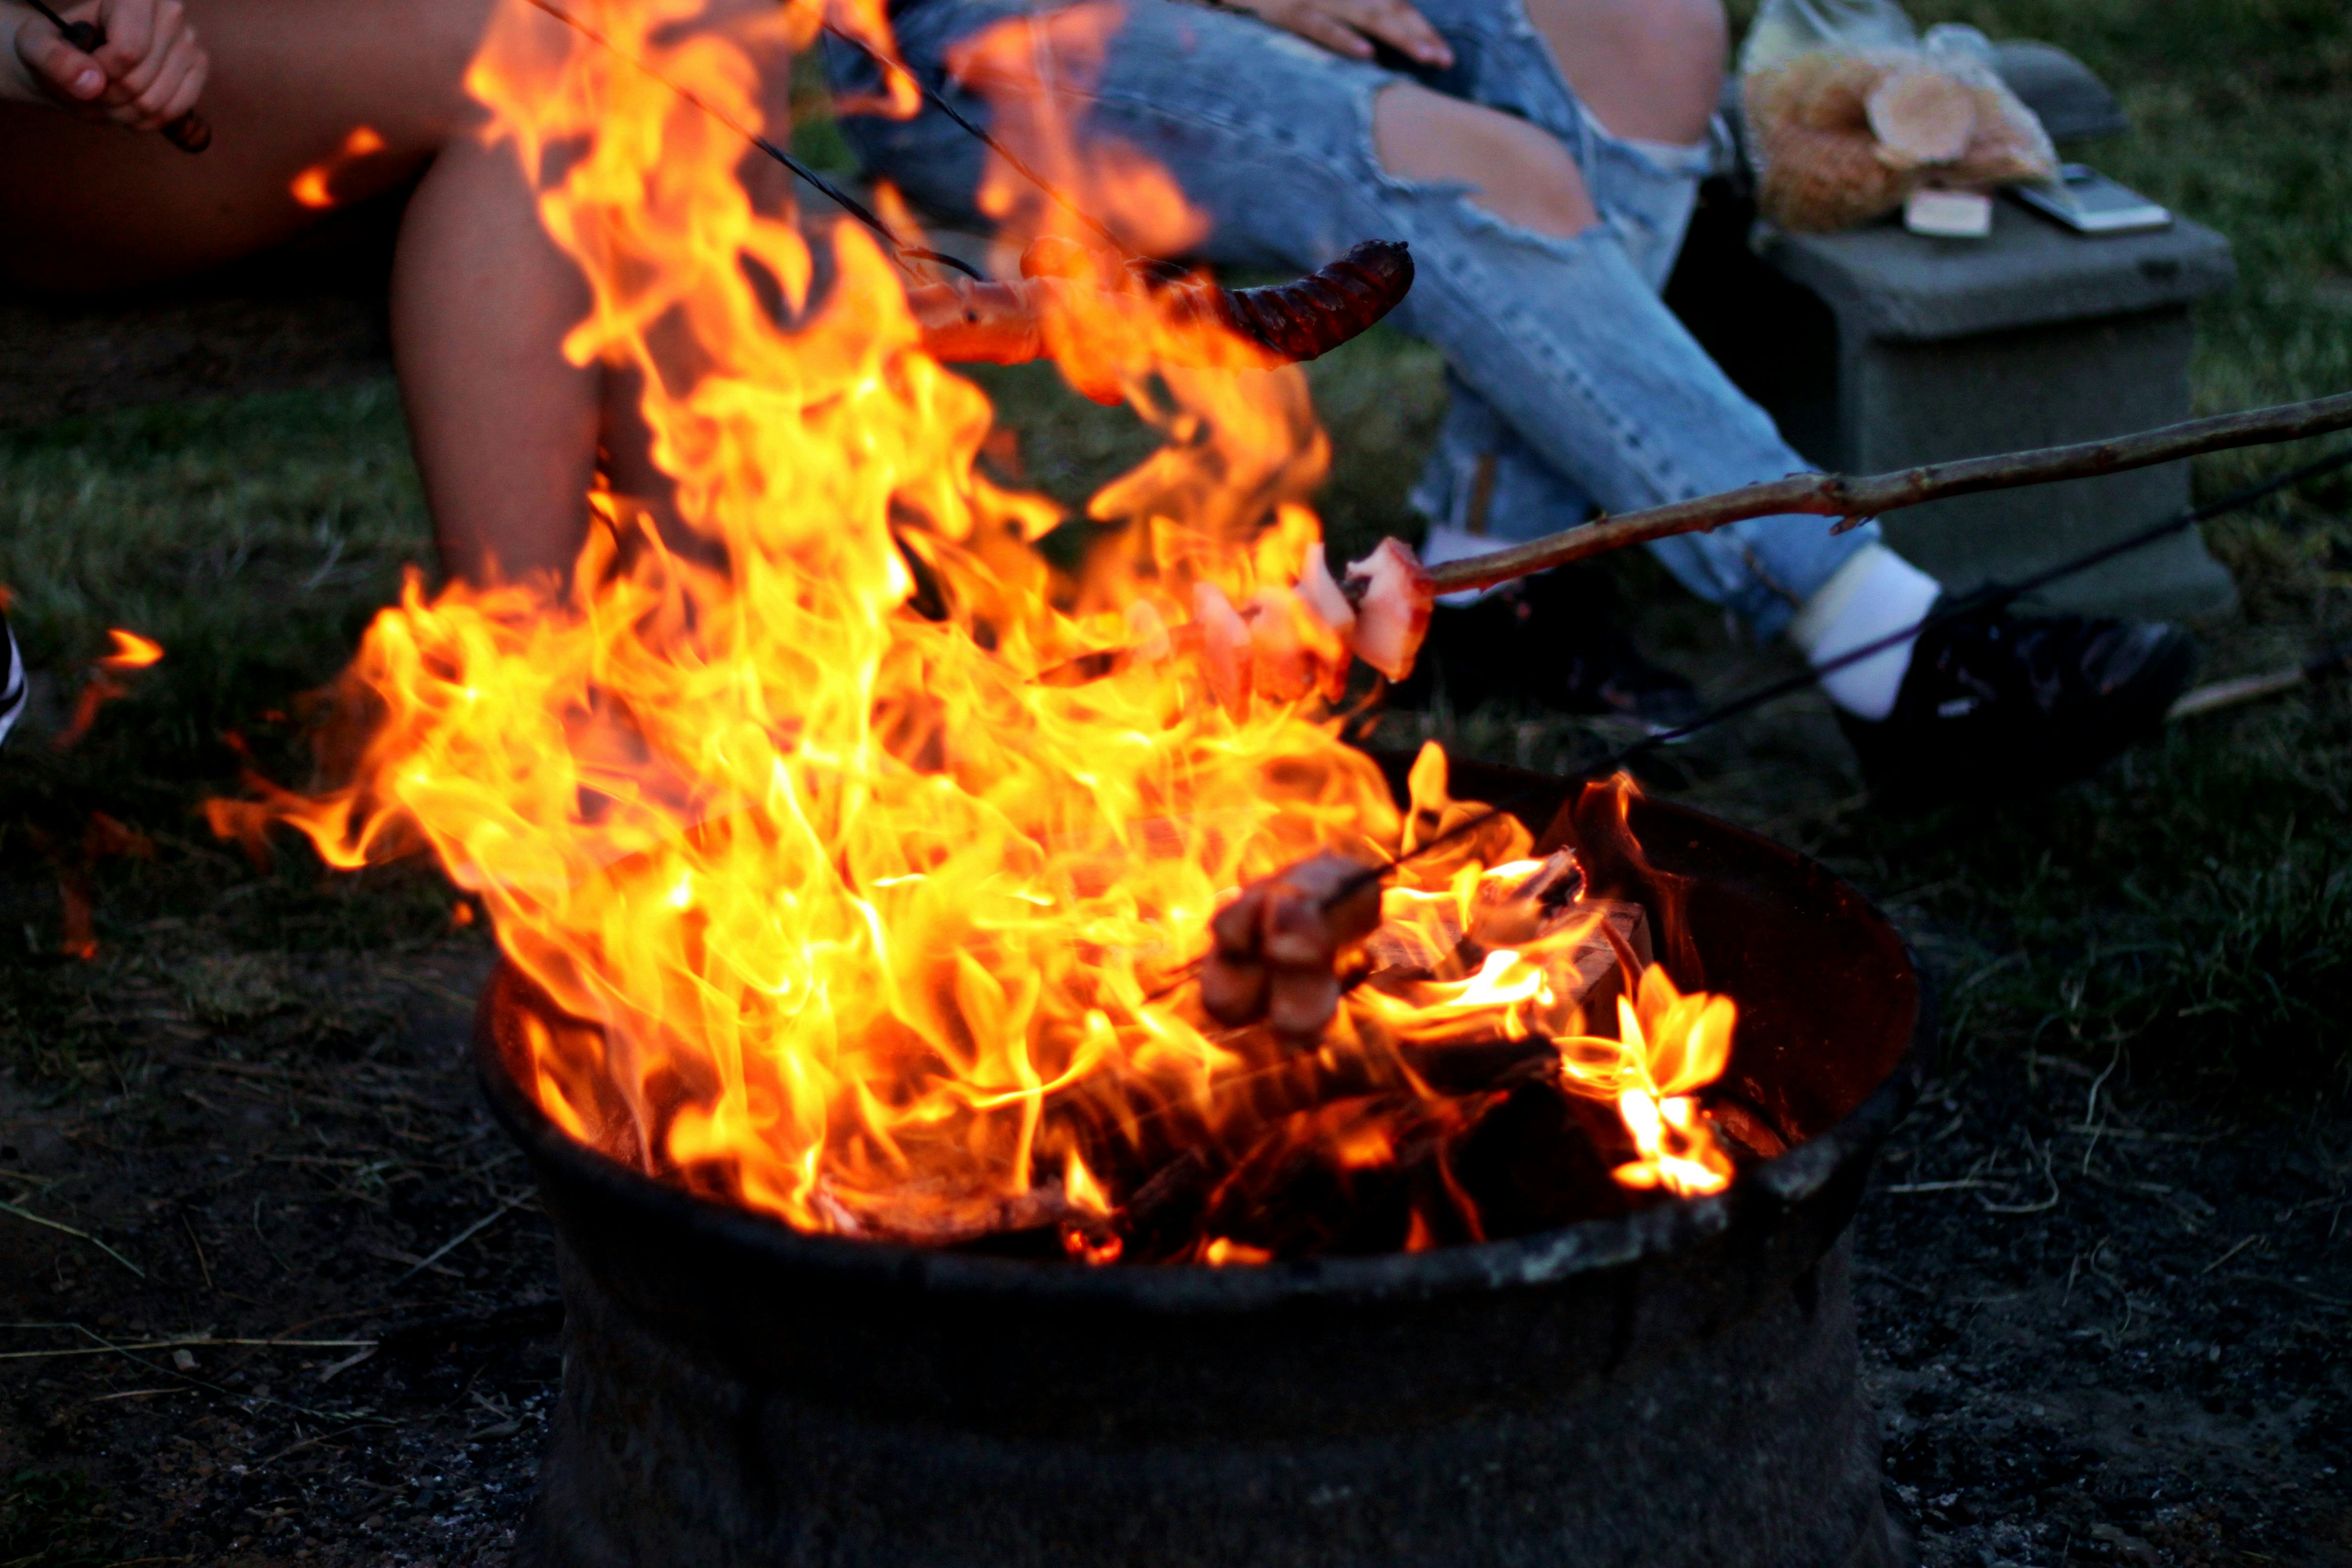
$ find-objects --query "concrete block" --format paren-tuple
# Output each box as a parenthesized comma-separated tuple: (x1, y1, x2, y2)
(1669, 193, 2240, 620)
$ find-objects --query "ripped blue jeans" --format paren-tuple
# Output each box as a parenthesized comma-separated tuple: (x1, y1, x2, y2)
(826, 0, 1876, 636)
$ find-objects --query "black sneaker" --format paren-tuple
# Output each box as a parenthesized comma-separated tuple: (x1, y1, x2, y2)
(1839, 604, 2200, 798)
(1393, 567, 1707, 733)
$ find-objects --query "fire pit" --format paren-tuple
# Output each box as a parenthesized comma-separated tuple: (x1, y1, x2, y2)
(478, 752, 1925, 1568)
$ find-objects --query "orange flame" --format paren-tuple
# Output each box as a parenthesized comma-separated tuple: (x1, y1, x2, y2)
(33, 813, 155, 962)
(99, 629, 163, 669)
(1560, 966, 1737, 1197)
(53, 629, 165, 750)
(220, 0, 1739, 1257)
(291, 126, 389, 209)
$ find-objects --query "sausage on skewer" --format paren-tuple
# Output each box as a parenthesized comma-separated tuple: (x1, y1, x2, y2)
(908, 240, 1414, 397)
(1202, 851, 1386, 1044)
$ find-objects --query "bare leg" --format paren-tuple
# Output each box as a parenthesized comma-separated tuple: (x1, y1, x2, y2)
(1, 0, 604, 587)
(0, 0, 493, 290)
(391, 135, 600, 586)
(1520, 0, 1726, 146)
(1372, 80, 1597, 236)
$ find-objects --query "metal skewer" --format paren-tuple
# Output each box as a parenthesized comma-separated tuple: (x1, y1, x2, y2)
(24, 0, 210, 151)
(520, 0, 982, 280)
(1145, 435, 2352, 1002)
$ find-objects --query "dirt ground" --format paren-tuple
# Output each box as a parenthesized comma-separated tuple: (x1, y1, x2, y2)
(5, 0, 2351, 1530)
(1, 721, 2345, 1568)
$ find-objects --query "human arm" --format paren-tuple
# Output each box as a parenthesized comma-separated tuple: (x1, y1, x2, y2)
(3, 0, 207, 130)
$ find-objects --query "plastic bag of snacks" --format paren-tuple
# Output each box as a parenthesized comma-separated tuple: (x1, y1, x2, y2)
(1740, 0, 2057, 233)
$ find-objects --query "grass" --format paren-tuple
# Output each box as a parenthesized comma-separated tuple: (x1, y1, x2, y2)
(2, 0, 2350, 1101)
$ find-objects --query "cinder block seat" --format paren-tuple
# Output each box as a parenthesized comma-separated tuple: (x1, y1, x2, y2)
(1667, 43, 2239, 619)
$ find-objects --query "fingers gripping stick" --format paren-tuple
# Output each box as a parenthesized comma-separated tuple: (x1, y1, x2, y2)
(25, 0, 210, 150)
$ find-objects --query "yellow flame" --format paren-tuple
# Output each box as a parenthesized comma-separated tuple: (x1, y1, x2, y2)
(224, 0, 1740, 1252)
(1556, 966, 1736, 1196)
(99, 629, 163, 669)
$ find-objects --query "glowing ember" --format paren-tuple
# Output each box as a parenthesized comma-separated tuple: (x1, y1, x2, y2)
(221, 0, 1741, 1258)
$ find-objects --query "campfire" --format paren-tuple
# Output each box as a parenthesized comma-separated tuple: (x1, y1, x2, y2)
(192, 9, 1937, 1561)
(471, 764, 1925, 1568)
(224, 0, 1761, 1268)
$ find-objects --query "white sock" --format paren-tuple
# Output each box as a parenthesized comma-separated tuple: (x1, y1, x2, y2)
(1420, 523, 1514, 607)
(1786, 544, 1943, 722)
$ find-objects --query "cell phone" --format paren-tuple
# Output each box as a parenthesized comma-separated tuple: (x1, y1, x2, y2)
(2010, 165, 2171, 235)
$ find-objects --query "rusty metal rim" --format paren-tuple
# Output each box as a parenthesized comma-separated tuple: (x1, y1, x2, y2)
(475, 791, 1930, 1313)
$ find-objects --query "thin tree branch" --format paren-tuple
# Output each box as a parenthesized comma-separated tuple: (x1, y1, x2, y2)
(1425, 392, 2352, 596)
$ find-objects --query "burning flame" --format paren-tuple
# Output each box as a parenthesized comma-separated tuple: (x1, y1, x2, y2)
(99, 630, 164, 669)
(54, 628, 165, 751)
(222, 0, 1740, 1257)
(291, 126, 389, 209)
(1585, 968, 1736, 1197)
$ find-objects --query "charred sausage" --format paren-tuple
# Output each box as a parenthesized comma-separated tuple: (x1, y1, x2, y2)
(910, 240, 1415, 373)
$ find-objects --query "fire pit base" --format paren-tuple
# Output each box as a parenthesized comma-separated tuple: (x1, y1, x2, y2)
(517, 1230, 1905, 1568)
(483, 760, 1926, 1568)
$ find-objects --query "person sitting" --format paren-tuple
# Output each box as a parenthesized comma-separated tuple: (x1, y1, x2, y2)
(2, 0, 632, 587)
(2, 0, 2198, 793)
(825, 0, 2201, 786)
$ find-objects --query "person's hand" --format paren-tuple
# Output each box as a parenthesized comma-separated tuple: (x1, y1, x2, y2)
(1219, 0, 1452, 69)
(8, 0, 208, 130)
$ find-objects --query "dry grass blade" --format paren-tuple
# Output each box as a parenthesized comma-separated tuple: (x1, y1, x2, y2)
(0, 1197, 146, 1279)
(0, 1335, 377, 1362)
(392, 1192, 534, 1285)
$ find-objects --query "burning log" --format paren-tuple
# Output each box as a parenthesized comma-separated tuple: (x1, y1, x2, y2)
(908, 240, 1415, 403)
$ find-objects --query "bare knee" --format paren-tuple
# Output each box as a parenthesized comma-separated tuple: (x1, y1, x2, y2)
(1373, 82, 1597, 238)
(1524, 0, 1727, 147)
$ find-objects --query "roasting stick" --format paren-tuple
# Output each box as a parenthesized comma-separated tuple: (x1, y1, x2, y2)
(818, 21, 1134, 258)
(519, 0, 1415, 370)
(1321, 437, 2352, 903)
(1148, 434, 2352, 1008)
(24, 0, 210, 151)
(1424, 392, 2352, 598)
(521, 0, 985, 281)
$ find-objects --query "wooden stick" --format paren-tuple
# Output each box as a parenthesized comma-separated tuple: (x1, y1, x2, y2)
(2169, 643, 2352, 721)
(1426, 392, 2352, 596)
